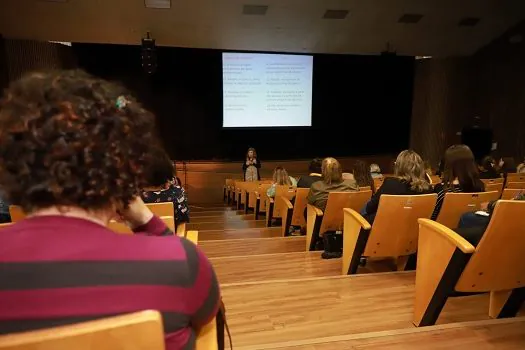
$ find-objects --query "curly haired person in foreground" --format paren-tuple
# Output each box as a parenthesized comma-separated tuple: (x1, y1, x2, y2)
(0, 70, 220, 350)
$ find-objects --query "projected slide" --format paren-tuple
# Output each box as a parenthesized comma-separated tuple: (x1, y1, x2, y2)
(222, 52, 313, 127)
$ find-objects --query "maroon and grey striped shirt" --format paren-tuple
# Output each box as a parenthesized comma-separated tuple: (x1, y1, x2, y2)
(0, 215, 220, 350)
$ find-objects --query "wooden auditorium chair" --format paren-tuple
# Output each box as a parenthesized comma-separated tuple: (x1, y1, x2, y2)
(235, 181, 247, 210)
(224, 178, 234, 203)
(414, 200, 525, 327)
(279, 188, 309, 236)
(483, 182, 504, 197)
(8, 205, 25, 223)
(505, 173, 525, 185)
(502, 188, 524, 200)
(242, 181, 261, 214)
(435, 191, 500, 228)
(373, 178, 385, 192)
(342, 194, 437, 275)
(0, 310, 165, 350)
(359, 186, 371, 192)
(266, 185, 296, 227)
(108, 216, 177, 236)
(306, 190, 372, 251)
(0, 222, 13, 230)
(253, 183, 272, 220)
(506, 182, 525, 189)
(481, 178, 504, 185)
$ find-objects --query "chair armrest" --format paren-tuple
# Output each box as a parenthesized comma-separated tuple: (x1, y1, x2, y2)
(413, 219, 475, 326)
(280, 196, 293, 210)
(254, 191, 260, 199)
(342, 209, 371, 275)
(176, 222, 187, 237)
(185, 230, 198, 245)
(306, 204, 324, 250)
(417, 219, 475, 254)
(269, 197, 275, 204)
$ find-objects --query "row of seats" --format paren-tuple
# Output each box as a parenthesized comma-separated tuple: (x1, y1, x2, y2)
(223, 177, 525, 330)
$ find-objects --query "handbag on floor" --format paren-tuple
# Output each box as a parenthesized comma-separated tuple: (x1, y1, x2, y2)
(321, 231, 343, 259)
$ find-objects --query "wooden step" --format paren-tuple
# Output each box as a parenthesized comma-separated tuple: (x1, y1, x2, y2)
(200, 236, 305, 258)
(199, 227, 282, 241)
(211, 252, 400, 284)
(187, 220, 266, 231)
(191, 214, 254, 223)
(188, 205, 232, 212)
(191, 210, 245, 217)
(245, 317, 525, 350)
(221, 272, 494, 348)
(211, 252, 340, 284)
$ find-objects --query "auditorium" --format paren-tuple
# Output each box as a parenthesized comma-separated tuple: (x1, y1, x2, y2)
(1, 1, 525, 349)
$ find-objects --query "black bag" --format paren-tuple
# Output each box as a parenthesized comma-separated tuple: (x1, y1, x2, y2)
(321, 231, 343, 259)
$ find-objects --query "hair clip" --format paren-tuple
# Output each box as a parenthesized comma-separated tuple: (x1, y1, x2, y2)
(116, 96, 129, 110)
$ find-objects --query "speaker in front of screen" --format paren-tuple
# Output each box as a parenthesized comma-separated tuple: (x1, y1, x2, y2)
(141, 32, 157, 75)
(461, 127, 493, 161)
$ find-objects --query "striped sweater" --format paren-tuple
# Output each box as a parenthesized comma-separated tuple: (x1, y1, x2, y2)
(0, 215, 220, 350)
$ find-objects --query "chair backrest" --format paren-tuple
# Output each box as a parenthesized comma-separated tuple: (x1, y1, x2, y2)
(9, 205, 26, 223)
(481, 178, 504, 185)
(436, 191, 500, 228)
(501, 188, 525, 200)
(319, 191, 372, 233)
(506, 182, 525, 189)
(506, 173, 525, 183)
(364, 194, 437, 257)
(484, 182, 504, 196)
(244, 182, 261, 208)
(0, 310, 164, 350)
(291, 188, 309, 226)
(455, 200, 525, 292)
(145, 202, 174, 217)
(271, 186, 296, 219)
(256, 184, 272, 212)
(108, 216, 176, 236)
(359, 186, 371, 192)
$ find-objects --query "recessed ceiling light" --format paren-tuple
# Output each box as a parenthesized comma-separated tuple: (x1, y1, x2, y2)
(145, 0, 171, 9)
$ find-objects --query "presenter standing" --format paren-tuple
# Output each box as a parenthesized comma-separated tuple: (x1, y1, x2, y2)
(243, 147, 261, 181)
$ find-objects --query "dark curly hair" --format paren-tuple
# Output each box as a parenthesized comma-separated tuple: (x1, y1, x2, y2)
(0, 70, 160, 212)
(145, 147, 175, 187)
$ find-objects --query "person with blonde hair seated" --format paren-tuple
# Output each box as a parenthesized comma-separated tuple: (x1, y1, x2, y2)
(307, 157, 358, 212)
(361, 150, 432, 223)
(267, 166, 297, 197)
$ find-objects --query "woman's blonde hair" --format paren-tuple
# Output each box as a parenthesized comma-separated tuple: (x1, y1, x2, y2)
(394, 150, 431, 192)
(322, 157, 343, 185)
(273, 166, 292, 186)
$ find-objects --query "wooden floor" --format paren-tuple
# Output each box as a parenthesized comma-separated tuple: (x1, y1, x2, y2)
(201, 236, 305, 258)
(222, 272, 496, 348)
(193, 201, 525, 349)
(252, 317, 525, 350)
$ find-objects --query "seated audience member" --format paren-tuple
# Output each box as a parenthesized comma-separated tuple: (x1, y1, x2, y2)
(307, 157, 358, 212)
(518, 157, 525, 173)
(297, 158, 323, 188)
(362, 150, 432, 223)
(499, 157, 517, 179)
(370, 163, 383, 179)
(267, 166, 297, 198)
(0, 70, 219, 350)
(353, 160, 374, 190)
(0, 194, 10, 223)
(478, 156, 500, 179)
(142, 149, 190, 226)
(431, 145, 485, 220)
(456, 192, 525, 246)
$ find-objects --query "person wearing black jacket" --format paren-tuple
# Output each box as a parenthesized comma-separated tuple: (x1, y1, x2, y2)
(362, 150, 432, 223)
(297, 158, 323, 188)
